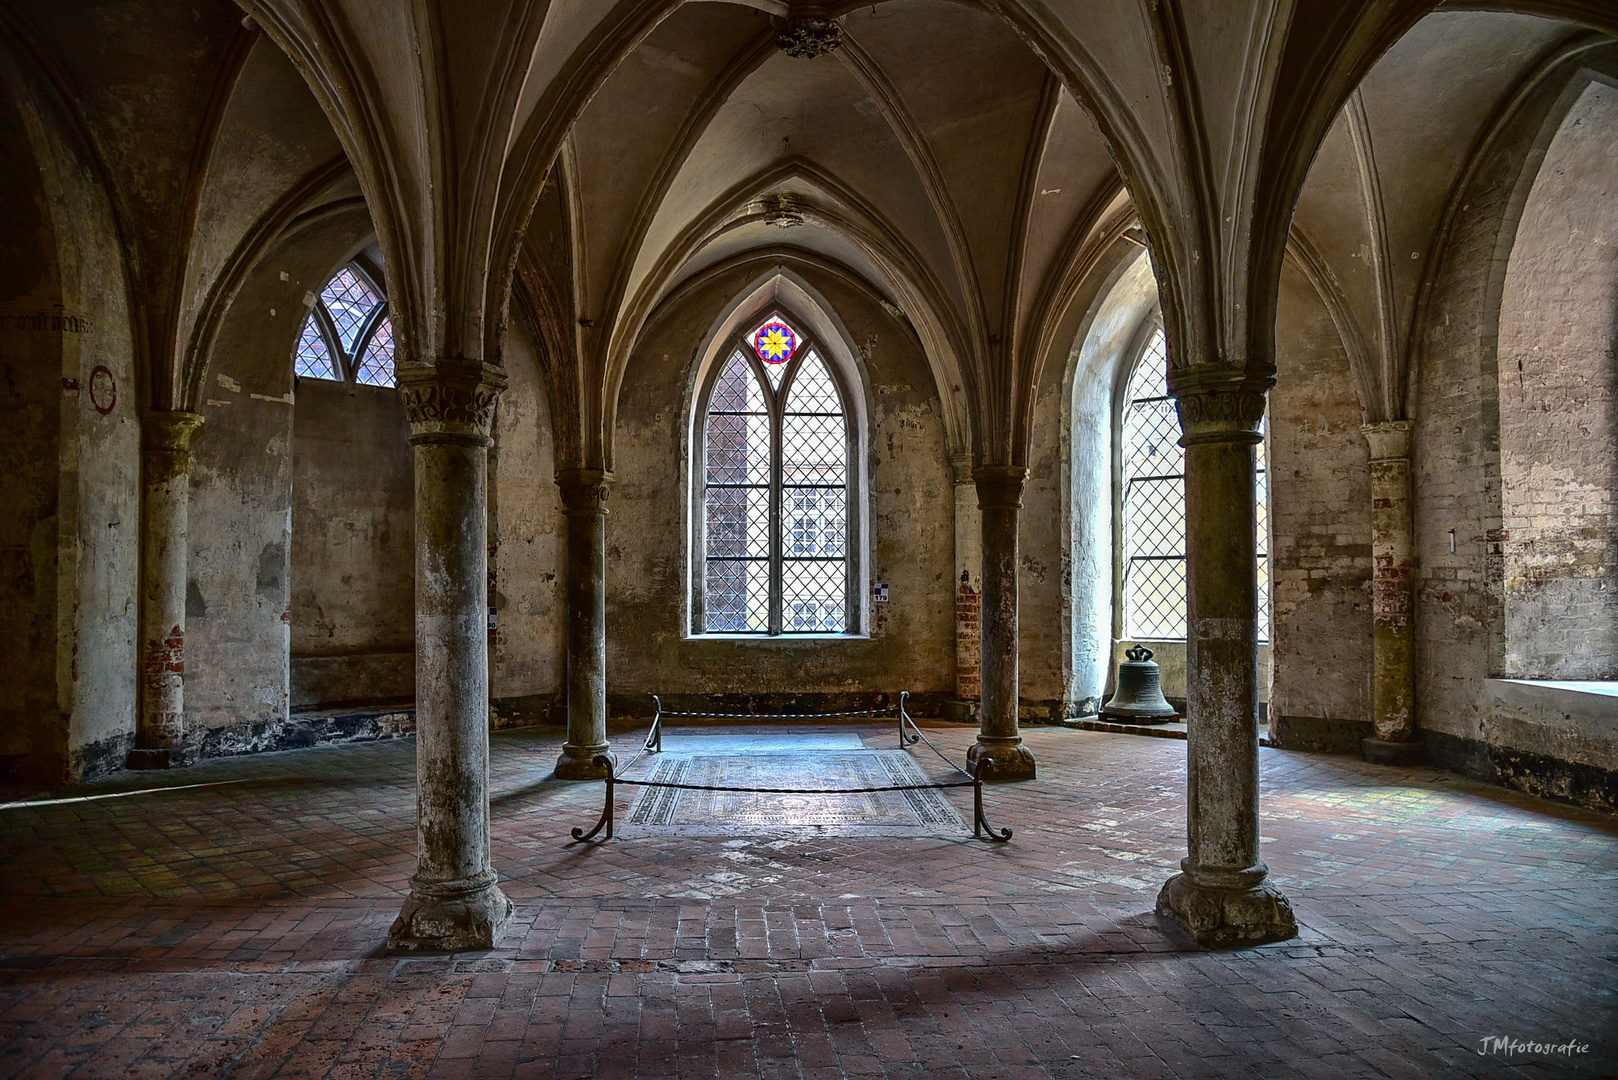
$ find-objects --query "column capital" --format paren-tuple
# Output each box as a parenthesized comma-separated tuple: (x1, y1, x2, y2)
(141, 411, 204, 485)
(948, 453, 975, 487)
(142, 411, 204, 453)
(1361, 419, 1413, 461)
(398, 359, 507, 444)
(972, 464, 1027, 511)
(1168, 364, 1272, 446)
(555, 468, 616, 516)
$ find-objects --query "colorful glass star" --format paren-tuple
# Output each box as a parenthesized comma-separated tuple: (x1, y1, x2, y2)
(753, 321, 798, 364)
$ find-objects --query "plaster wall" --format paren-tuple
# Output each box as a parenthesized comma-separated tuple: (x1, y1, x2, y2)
(186, 210, 376, 742)
(1268, 260, 1375, 750)
(0, 77, 141, 783)
(489, 319, 566, 720)
(289, 378, 414, 707)
(605, 262, 954, 710)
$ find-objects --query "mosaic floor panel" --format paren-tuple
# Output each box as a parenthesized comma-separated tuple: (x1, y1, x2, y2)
(618, 750, 969, 838)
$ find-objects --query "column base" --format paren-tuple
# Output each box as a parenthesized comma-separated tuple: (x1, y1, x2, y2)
(388, 871, 512, 952)
(1361, 737, 1427, 766)
(1156, 871, 1297, 948)
(942, 700, 978, 724)
(125, 748, 171, 770)
(554, 745, 617, 780)
(967, 739, 1036, 781)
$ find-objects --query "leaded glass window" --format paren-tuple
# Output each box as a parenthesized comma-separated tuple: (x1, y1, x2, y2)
(292, 261, 395, 387)
(1121, 329, 1270, 641)
(698, 316, 852, 634)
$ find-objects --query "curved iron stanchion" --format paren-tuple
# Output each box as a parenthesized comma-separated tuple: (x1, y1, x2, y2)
(569, 756, 618, 842)
(897, 691, 920, 748)
(645, 696, 664, 754)
(972, 757, 1013, 842)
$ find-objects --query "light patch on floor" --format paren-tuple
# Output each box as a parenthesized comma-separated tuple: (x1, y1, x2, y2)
(617, 749, 969, 838)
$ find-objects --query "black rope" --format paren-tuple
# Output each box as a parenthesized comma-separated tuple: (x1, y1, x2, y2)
(606, 777, 975, 794)
(654, 707, 899, 719)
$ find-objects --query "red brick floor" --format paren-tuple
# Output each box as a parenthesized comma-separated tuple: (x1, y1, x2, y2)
(0, 724, 1614, 1078)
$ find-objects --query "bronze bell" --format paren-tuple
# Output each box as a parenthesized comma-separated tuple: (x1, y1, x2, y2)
(1100, 645, 1178, 722)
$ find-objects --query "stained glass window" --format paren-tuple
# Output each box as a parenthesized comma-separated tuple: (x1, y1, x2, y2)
(699, 317, 851, 634)
(292, 261, 395, 388)
(1121, 329, 1270, 641)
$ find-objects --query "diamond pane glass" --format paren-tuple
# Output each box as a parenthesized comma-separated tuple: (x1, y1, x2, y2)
(1126, 558, 1186, 640)
(785, 487, 846, 558)
(293, 312, 337, 380)
(354, 316, 394, 386)
(705, 486, 770, 559)
(705, 559, 769, 633)
(707, 354, 770, 486)
(320, 267, 381, 354)
(1122, 331, 1186, 637)
(1125, 477, 1184, 558)
(785, 350, 840, 413)
(782, 560, 846, 632)
(1255, 418, 1270, 642)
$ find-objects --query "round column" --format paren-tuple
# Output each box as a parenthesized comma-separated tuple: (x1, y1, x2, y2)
(1361, 421, 1424, 764)
(553, 468, 616, 781)
(1156, 366, 1296, 947)
(389, 359, 512, 952)
(131, 411, 204, 770)
(967, 464, 1036, 780)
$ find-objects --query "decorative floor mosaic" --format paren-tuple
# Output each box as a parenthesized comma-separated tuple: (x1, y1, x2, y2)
(618, 749, 969, 838)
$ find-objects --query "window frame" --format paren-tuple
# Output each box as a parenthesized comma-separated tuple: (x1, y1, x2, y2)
(1111, 319, 1272, 644)
(690, 309, 860, 637)
(294, 256, 394, 388)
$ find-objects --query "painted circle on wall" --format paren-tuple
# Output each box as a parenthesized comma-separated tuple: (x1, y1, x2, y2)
(89, 365, 116, 414)
(752, 321, 798, 365)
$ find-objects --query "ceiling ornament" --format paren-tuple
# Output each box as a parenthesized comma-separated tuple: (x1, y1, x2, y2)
(778, 5, 843, 59)
(760, 193, 806, 229)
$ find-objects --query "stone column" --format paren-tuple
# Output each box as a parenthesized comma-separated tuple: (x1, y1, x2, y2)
(949, 454, 981, 720)
(1360, 421, 1424, 764)
(967, 465, 1035, 780)
(390, 360, 512, 951)
(553, 468, 616, 780)
(1156, 367, 1296, 946)
(129, 411, 204, 770)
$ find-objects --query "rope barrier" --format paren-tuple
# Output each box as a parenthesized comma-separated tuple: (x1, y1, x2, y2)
(566, 693, 1013, 845)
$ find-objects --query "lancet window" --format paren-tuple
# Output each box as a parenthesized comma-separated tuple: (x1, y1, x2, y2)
(695, 315, 854, 635)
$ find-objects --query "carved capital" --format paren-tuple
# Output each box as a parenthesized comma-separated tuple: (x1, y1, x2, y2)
(778, 4, 842, 58)
(556, 468, 615, 516)
(142, 411, 204, 484)
(397, 359, 507, 444)
(1169, 365, 1272, 446)
(1362, 419, 1413, 462)
(972, 464, 1027, 512)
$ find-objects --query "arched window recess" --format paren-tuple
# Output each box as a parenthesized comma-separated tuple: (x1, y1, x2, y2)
(692, 309, 859, 636)
(292, 257, 396, 387)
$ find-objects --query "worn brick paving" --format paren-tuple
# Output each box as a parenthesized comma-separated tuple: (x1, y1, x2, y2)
(0, 725, 1614, 1078)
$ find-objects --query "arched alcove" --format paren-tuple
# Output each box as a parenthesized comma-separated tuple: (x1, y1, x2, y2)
(1496, 75, 1618, 680)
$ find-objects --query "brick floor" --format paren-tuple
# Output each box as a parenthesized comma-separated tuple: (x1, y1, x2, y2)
(0, 724, 1614, 1078)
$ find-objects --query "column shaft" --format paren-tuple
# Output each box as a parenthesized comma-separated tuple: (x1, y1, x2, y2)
(390, 360, 511, 951)
(1156, 368, 1296, 946)
(967, 465, 1035, 780)
(131, 412, 203, 769)
(554, 469, 616, 780)
(950, 455, 981, 716)
(1361, 421, 1423, 763)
